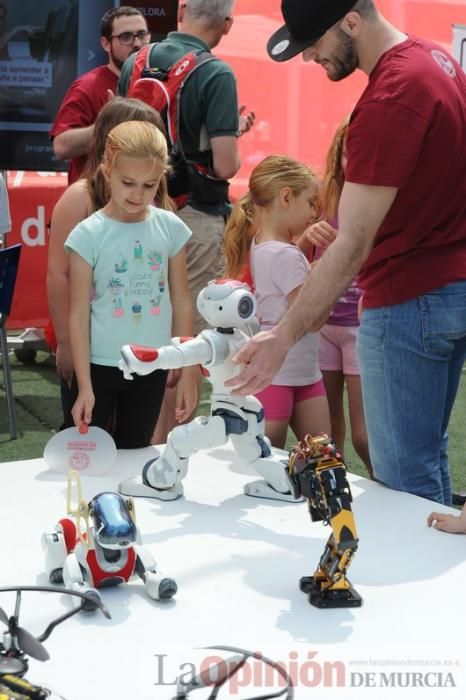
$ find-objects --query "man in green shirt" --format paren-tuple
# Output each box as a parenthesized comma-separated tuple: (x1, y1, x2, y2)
(118, 0, 255, 332)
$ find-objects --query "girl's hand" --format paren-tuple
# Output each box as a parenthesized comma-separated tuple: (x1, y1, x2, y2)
(166, 368, 181, 389)
(303, 221, 338, 249)
(427, 508, 466, 534)
(71, 388, 95, 429)
(174, 366, 199, 423)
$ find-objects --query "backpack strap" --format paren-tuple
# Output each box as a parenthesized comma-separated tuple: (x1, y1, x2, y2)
(170, 50, 217, 154)
(127, 43, 155, 95)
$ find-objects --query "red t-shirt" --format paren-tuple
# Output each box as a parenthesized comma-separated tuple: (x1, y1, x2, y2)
(50, 66, 118, 184)
(346, 36, 466, 309)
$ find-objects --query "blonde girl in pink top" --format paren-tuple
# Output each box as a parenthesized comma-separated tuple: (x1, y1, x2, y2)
(224, 155, 330, 448)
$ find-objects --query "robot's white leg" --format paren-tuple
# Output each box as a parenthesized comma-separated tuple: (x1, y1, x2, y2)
(134, 545, 177, 600)
(119, 439, 186, 500)
(119, 415, 227, 500)
(62, 554, 103, 612)
(230, 433, 299, 502)
(42, 530, 68, 584)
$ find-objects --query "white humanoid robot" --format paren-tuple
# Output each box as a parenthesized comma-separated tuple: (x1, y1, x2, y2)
(42, 471, 177, 605)
(119, 279, 300, 503)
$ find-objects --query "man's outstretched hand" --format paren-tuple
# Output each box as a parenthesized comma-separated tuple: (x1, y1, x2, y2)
(224, 329, 290, 395)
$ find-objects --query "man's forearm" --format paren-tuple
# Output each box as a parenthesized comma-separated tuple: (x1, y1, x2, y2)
(53, 125, 94, 160)
(278, 232, 369, 344)
(278, 182, 398, 344)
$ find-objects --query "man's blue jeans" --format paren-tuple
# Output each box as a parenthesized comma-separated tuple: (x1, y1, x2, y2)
(357, 281, 466, 505)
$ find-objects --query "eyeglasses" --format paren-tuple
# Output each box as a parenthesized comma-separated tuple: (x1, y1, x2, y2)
(110, 30, 150, 45)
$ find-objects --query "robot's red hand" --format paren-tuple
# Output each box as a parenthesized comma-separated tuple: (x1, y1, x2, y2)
(130, 345, 159, 362)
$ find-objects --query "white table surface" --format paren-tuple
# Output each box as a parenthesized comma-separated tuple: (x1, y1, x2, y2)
(0, 445, 465, 699)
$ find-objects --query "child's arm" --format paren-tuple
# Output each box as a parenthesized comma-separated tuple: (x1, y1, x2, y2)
(168, 247, 199, 422)
(427, 503, 466, 534)
(296, 221, 338, 259)
(68, 250, 94, 427)
(47, 182, 90, 384)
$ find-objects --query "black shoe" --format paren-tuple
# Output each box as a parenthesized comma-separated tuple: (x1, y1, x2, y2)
(452, 492, 466, 506)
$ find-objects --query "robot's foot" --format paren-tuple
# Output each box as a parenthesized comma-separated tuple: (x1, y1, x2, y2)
(299, 576, 363, 608)
(244, 479, 304, 503)
(119, 476, 183, 500)
(158, 578, 178, 600)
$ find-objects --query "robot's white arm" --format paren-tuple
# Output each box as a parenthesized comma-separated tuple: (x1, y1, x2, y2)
(120, 332, 230, 379)
(119, 336, 211, 378)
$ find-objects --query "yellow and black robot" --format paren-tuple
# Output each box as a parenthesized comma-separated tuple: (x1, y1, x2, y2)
(286, 433, 362, 608)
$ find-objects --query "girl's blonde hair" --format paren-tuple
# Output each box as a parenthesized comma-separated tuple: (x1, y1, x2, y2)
(224, 154, 317, 279)
(320, 115, 350, 221)
(84, 96, 173, 212)
(100, 120, 172, 211)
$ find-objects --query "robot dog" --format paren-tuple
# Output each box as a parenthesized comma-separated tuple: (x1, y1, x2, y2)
(42, 471, 177, 604)
(286, 434, 362, 608)
(119, 279, 299, 503)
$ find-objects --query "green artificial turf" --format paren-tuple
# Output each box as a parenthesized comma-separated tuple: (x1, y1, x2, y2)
(1, 350, 465, 494)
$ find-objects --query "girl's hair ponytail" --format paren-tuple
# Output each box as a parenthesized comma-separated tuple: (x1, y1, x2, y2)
(224, 192, 256, 279)
(320, 115, 350, 221)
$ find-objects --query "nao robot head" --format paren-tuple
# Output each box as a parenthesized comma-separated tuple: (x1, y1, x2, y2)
(88, 492, 138, 550)
(197, 279, 257, 329)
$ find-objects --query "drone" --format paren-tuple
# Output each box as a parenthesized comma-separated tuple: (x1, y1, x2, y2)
(0, 584, 110, 698)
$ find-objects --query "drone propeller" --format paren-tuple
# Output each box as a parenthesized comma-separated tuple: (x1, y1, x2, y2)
(0, 597, 49, 662)
(12, 625, 49, 662)
(0, 607, 8, 626)
(0, 585, 111, 667)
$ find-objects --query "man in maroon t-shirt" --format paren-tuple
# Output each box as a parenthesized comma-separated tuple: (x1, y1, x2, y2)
(50, 6, 150, 184)
(227, 0, 466, 506)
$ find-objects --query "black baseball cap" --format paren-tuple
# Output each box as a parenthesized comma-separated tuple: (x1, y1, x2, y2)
(267, 0, 358, 62)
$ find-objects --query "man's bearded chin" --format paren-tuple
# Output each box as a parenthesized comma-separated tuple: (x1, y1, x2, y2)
(111, 46, 140, 71)
(331, 30, 359, 81)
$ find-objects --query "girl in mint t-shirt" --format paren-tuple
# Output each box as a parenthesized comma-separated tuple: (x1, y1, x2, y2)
(65, 121, 198, 448)
(224, 155, 330, 449)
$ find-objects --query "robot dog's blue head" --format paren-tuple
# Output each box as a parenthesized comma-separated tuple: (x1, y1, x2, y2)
(89, 492, 137, 549)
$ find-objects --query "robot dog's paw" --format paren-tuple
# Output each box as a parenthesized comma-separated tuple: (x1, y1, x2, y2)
(80, 587, 103, 612)
(145, 571, 177, 600)
(49, 567, 64, 584)
(158, 577, 178, 600)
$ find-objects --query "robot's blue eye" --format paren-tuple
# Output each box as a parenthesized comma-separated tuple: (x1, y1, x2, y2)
(238, 296, 254, 318)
